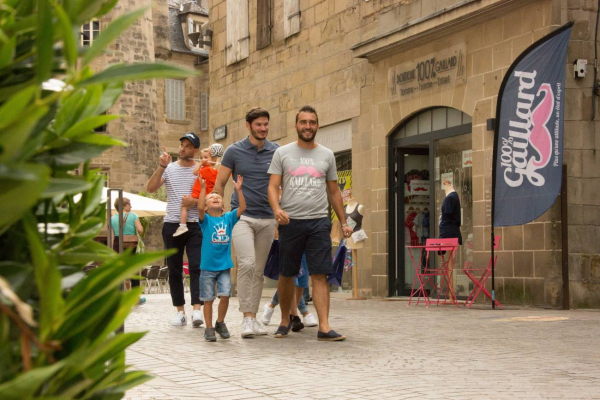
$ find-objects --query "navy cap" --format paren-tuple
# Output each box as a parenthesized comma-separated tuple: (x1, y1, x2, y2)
(180, 132, 200, 148)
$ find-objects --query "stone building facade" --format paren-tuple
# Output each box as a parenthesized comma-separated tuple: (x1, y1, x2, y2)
(88, 0, 210, 249)
(90, 0, 210, 192)
(208, 0, 600, 308)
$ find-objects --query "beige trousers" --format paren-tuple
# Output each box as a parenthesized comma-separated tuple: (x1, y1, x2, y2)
(232, 215, 276, 314)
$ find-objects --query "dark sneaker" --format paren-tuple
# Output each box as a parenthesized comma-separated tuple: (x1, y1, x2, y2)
(317, 330, 346, 342)
(274, 325, 290, 338)
(290, 315, 304, 332)
(204, 327, 217, 342)
(215, 321, 230, 339)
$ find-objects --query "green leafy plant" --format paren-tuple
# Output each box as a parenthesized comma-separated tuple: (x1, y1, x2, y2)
(0, 0, 194, 398)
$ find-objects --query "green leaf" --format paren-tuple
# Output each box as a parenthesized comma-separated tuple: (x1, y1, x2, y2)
(82, 8, 148, 66)
(0, 105, 48, 163)
(56, 239, 115, 265)
(95, 82, 123, 115)
(0, 163, 50, 232)
(80, 63, 198, 86)
(36, 0, 53, 83)
(62, 115, 120, 139)
(82, 175, 106, 217)
(0, 361, 64, 399)
(53, 90, 85, 135)
(64, 251, 170, 319)
(0, 262, 34, 300)
(41, 178, 93, 199)
(92, 289, 141, 342)
(5, 15, 36, 36)
(53, 4, 77, 68)
(81, 332, 145, 370)
(0, 86, 36, 130)
(74, 134, 126, 147)
(76, 0, 117, 24)
(34, 142, 112, 167)
(23, 212, 63, 340)
(107, 371, 153, 395)
(0, 36, 16, 70)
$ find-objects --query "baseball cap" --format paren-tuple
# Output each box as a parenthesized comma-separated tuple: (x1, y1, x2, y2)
(180, 132, 200, 148)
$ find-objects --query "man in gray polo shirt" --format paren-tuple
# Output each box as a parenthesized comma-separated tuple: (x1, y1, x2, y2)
(213, 108, 278, 338)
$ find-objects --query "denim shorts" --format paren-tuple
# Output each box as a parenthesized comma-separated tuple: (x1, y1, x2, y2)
(294, 254, 309, 289)
(200, 269, 231, 301)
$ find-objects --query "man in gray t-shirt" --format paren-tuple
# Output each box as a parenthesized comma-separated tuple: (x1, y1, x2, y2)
(268, 105, 353, 341)
(270, 143, 338, 219)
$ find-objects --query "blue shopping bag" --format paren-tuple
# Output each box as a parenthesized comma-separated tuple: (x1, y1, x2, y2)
(263, 239, 280, 280)
(328, 239, 346, 286)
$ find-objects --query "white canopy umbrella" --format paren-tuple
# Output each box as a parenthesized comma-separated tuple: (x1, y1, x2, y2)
(75, 188, 168, 217)
(102, 188, 167, 217)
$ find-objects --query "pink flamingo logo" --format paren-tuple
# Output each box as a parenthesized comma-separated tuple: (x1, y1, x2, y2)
(288, 166, 324, 178)
(529, 83, 554, 169)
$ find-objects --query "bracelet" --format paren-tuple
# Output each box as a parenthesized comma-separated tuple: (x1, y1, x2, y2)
(341, 223, 349, 227)
(159, 164, 167, 168)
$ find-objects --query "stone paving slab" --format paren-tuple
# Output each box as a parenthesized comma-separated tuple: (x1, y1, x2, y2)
(124, 293, 600, 399)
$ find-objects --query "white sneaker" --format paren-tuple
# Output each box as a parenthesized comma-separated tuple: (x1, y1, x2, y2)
(261, 303, 275, 325)
(241, 317, 255, 338)
(173, 225, 188, 237)
(303, 313, 318, 327)
(192, 309, 204, 327)
(252, 318, 268, 335)
(171, 311, 187, 326)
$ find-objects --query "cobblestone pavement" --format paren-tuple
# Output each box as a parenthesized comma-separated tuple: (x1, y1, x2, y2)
(124, 293, 600, 399)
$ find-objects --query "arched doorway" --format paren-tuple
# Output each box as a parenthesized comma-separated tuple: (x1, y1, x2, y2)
(388, 107, 473, 297)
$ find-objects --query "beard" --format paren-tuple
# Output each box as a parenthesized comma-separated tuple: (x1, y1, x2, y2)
(250, 126, 266, 141)
(296, 128, 316, 143)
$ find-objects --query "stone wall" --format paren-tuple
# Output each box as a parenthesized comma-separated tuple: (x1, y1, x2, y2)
(92, 0, 209, 253)
(91, 0, 159, 193)
(562, 0, 600, 308)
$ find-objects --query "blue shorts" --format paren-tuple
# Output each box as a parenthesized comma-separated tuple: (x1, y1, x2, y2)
(294, 254, 309, 289)
(200, 269, 231, 301)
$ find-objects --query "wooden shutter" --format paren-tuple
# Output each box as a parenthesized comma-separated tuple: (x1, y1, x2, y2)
(256, 0, 271, 50)
(284, 0, 300, 38)
(226, 0, 249, 65)
(200, 92, 209, 131)
(166, 79, 185, 120)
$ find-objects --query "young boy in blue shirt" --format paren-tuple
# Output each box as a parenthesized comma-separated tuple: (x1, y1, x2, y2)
(198, 175, 246, 342)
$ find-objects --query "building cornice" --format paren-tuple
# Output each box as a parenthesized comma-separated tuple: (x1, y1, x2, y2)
(351, 0, 534, 62)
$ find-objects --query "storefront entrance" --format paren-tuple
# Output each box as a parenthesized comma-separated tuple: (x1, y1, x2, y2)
(388, 108, 473, 297)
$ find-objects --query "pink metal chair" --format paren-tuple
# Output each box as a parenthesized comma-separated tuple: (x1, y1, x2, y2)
(408, 238, 459, 307)
(462, 235, 503, 308)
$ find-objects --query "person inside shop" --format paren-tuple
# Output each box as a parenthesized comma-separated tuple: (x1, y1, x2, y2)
(439, 176, 462, 300)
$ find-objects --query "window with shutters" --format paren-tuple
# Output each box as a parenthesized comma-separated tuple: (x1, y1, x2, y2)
(80, 19, 100, 47)
(226, 0, 250, 65)
(165, 79, 186, 121)
(200, 92, 209, 131)
(284, 0, 300, 38)
(256, 0, 271, 50)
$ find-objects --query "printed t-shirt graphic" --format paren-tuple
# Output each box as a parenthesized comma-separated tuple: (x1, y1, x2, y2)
(199, 210, 239, 271)
(268, 143, 337, 219)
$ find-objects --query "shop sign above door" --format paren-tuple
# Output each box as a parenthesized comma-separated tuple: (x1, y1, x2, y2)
(388, 43, 467, 100)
